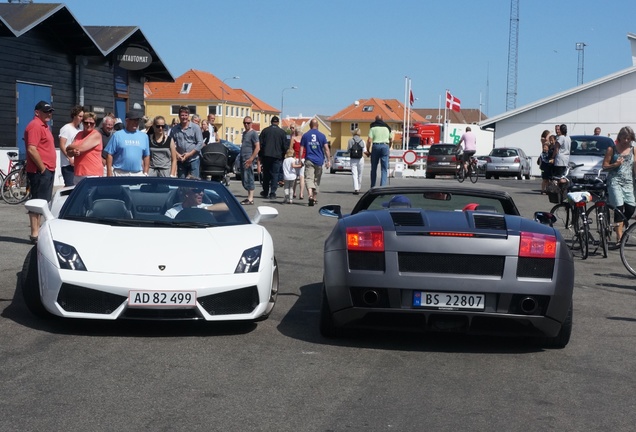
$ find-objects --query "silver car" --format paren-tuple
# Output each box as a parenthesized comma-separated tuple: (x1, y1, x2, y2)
(568, 135, 615, 182)
(485, 147, 532, 180)
(330, 150, 351, 174)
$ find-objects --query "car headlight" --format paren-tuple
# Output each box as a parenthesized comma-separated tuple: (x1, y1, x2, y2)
(54, 241, 87, 271)
(235, 246, 261, 273)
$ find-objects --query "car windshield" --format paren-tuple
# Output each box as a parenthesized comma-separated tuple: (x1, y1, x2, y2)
(59, 177, 250, 227)
(490, 148, 518, 158)
(570, 136, 614, 156)
(336, 151, 349, 157)
(357, 190, 516, 215)
(429, 145, 455, 155)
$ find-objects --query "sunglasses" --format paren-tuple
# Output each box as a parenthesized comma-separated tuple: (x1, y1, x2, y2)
(82, 121, 95, 126)
(191, 189, 204, 194)
(154, 124, 166, 129)
(243, 121, 251, 125)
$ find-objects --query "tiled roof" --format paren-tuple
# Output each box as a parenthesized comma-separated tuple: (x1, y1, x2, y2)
(236, 88, 278, 113)
(146, 69, 247, 104)
(328, 98, 426, 123)
(413, 108, 487, 124)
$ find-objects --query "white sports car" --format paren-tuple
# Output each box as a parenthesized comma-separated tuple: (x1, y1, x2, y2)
(22, 177, 279, 322)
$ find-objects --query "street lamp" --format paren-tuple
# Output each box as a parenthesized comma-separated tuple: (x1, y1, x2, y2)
(221, 76, 240, 140)
(281, 86, 298, 119)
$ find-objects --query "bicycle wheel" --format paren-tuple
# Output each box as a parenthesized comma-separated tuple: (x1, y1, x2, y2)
(620, 222, 636, 277)
(456, 164, 465, 183)
(550, 203, 575, 247)
(586, 204, 611, 258)
(2, 171, 20, 204)
(575, 206, 589, 260)
(469, 164, 478, 183)
(5, 167, 30, 205)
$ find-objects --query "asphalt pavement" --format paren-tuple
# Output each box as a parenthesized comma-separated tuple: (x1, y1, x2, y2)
(0, 172, 635, 432)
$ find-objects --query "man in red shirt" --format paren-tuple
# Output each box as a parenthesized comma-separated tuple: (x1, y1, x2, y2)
(25, 100, 57, 243)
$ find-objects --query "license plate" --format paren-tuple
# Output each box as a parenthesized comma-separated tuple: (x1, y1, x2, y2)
(128, 290, 197, 307)
(584, 173, 605, 180)
(413, 291, 485, 310)
(438, 162, 450, 165)
(495, 166, 508, 170)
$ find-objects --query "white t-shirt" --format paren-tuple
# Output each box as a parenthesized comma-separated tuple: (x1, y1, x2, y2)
(59, 123, 81, 167)
(282, 157, 300, 181)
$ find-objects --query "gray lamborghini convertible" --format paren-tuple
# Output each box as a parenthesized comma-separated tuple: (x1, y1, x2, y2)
(318, 186, 574, 348)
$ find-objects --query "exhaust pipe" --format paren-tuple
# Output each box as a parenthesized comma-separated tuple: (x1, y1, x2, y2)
(362, 290, 380, 306)
(519, 296, 538, 314)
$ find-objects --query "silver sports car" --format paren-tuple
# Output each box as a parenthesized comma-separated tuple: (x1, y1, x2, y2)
(318, 186, 574, 348)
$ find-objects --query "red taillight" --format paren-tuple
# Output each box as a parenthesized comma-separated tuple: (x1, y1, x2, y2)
(429, 232, 474, 237)
(514, 157, 520, 163)
(519, 232, 557, 258)
(427, 156, 436, 162)
(346, 226, 384, 251)
(485, 157, 491, 163)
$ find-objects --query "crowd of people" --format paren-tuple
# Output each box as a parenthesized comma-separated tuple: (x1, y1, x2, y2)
(538, 124, 635, 246)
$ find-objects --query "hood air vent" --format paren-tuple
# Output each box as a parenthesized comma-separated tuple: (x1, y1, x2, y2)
(474, 214, 507, 230)
(391, 212, 424, 227)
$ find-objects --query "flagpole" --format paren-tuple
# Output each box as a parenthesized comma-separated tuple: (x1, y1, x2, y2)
(407, 78, 412, 151)
(403, 76, 408, 149)
(444, 89, 448, 143)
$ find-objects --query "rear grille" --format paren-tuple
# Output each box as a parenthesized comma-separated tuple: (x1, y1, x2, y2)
(391, 212, 424, 226)
(348, 251, 385, 271)
(57, 284, 127, 314)
(474, 215, 507, 230)
(198, 286, 259, 315)
(516, 257, 554, 279)
(399, 253, 504, 276)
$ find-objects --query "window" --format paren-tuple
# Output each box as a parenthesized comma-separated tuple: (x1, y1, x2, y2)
(362, 106, 374, 112)
(180, 83, 192, 94)
(425, 115, 432, 120)
(350, 123, 359, 132)
(208, 105, 221, 116)
(114, 66, 128, 94)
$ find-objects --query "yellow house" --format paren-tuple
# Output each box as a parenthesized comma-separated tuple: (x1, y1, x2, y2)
(145, 69, 278, 143)
(282, 115, 331, 138)
(328, 98, 426, 151)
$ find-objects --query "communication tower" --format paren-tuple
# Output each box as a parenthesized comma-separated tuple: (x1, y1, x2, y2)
(505, 0, 520, 111)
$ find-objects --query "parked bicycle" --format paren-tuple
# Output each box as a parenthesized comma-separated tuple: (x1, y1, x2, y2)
(583, 169, 624, 258)
(548, 164, 592, 259)
(620, 220, 636, 277)
(1, 152, 30, 205)
(455, 152, 478, 184)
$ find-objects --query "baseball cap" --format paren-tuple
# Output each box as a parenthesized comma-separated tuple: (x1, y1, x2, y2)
(125, 110, 143, 120)
(382, 195, 411, 208)
(34, 101, 54, 113)
(271, 116, 280, 123)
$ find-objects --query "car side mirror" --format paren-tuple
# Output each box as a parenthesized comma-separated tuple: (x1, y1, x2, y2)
(534, 211, 556, 226)
(319, 205, 342, 219)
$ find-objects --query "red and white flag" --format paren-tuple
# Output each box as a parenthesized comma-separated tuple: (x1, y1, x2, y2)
(446, 91, 461, 112)
(409, 90, 415, 106)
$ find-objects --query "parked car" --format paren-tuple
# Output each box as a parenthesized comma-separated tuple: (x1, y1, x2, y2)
(317, 186, 573, 348)
(568, 135, 615, 182)
(330, 150, 351, 174)
(485, 147, 532, 179)
(475, 155, 488, 176)
(22, 176, 279, 322)
(425, 143, 458, 178)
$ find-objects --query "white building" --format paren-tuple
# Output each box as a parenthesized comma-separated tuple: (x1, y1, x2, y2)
(480, 33, 636, 176)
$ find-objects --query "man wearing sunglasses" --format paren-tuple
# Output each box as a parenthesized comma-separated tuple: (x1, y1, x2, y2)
(164, 187, 228, 218)
(104, 110, 150, 177)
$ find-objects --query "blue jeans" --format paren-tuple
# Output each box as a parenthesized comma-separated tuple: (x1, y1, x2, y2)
(178, 157, 200, 179)
(370, 143, 389, 187)
(61, 164, 75, 187)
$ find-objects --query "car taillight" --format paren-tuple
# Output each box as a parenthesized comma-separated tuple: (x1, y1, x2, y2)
(485, 157, 491, 163)
(427, 156, 436, 162)
(514, 157, 520, 163)
(346, 226, 384, 252)
(451, 155, 457, 162)
(519, 232, 556, 258)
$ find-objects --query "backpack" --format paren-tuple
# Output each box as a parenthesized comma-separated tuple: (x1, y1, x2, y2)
(350, 139, 363, 159)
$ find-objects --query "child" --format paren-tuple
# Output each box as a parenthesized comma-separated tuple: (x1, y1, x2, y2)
(282, 149, 303, 204)
(539, 143, 553, 194)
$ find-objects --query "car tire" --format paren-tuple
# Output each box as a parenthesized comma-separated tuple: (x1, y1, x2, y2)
(543, 302, 572, 349)
(485, 173, 492, 180)
(21, 246, 52, 319)
(319, 284, 341, 338)
(425, 173, 434, 179)
(494, 175, 499, 180)
(258, 258, 278, 320)
(516, 170, 523, 180)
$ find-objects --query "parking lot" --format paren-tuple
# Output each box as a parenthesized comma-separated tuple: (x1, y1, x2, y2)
(1, 172, 635, 431)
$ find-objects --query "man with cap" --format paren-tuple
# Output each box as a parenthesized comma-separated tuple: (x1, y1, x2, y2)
(171, 105, 204, 178)
(25, 101, 57, 243)
(258, 115, 288, 199)
(104, 110, 150, 176)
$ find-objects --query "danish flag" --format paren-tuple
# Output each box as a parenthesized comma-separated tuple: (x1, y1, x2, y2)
(409, 90, 415, 106)
(446, 91, 461, 112)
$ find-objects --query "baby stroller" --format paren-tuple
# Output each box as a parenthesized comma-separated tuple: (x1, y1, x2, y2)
(200, 141, 230, 186)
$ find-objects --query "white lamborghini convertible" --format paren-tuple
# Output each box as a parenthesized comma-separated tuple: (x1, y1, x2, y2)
(22, 177, 279, 322)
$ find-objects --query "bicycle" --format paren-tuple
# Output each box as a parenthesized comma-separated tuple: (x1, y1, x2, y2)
(1, 152, 28, 204)
(620, 221, 636, 277)
(548, 164, 591, 259)
(455, 153, 478, 184)
(3, 162, 30, 205)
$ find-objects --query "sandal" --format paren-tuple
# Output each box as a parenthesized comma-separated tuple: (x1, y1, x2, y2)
(240, 199, 254, 205)
(308, 197, 315, 207)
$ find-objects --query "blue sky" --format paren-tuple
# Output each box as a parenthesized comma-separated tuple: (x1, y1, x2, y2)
(63, 0, 636, 119)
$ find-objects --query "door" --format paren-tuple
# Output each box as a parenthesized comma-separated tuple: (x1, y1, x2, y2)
(17, 82, 52, 159)
(115, 98, 127, 121)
